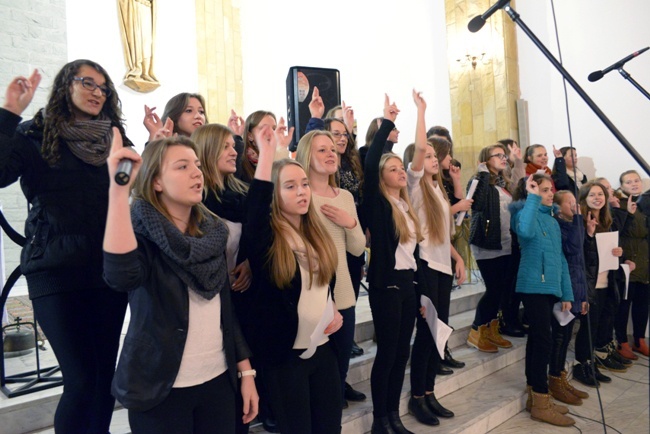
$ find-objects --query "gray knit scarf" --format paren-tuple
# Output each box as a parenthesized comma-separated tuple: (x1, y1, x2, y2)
(58, 113, 113, 166)
(131, 199, 229, 300)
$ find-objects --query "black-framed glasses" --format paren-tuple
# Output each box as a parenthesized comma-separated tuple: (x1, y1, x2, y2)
(489, 153, 507, 160)
(72, 77, 111, 97)
(331, 132, 349, 139)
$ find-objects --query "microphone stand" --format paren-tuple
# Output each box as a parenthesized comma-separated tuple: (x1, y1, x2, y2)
(617, 67, 650, 101)
(492, 3, 650, 176)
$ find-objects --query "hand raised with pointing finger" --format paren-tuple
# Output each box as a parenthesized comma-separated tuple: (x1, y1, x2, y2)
(309, 86, 325, 119)
(383, 94, 399, 122)
(4, 69, 42, 116)
(525, 175, 539, 195)
(552, 145, 562, 158)
(228, 109, 245, 137)
(107, 127, 142, 188)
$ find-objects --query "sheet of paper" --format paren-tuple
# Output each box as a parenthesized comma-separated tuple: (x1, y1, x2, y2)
(456, 178, 479, 226)
(299, 293, 335, 360)
(620, 263, 631, 300)
(553, 302, 575, 327)
(595, 231, 619, 273)
(420, 295, 453, 358)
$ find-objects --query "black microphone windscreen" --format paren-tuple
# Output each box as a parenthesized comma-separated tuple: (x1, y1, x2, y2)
(468, 16, 485, 33)
(588, 71, 604, 82)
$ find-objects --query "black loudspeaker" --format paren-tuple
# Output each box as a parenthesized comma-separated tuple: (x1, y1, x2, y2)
(286, 66, 341, 151)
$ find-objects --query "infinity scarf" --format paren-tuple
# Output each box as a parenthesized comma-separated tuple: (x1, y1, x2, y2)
(57, 113, 113, 166)
(131, 200, 229, 300)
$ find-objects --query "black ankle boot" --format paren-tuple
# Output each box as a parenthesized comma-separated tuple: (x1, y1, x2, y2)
(425, 393, 454, 418)
(441, 346, 466, 368)
(371, 416, 396, 434)
(387, 411, 414, 434)
(408, 396, 439, 426)
(572, 362, 599, 388)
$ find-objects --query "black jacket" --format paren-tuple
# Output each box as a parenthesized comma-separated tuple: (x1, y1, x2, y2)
(0, 108, 116, 298)
(103, 235, 251, 412)
(468, 171, 506, 250)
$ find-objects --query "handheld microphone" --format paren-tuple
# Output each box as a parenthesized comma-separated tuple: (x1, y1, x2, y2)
(588, 47, 649, 82)
(115, 159, 133, 186)
(468, 0, 511, 33)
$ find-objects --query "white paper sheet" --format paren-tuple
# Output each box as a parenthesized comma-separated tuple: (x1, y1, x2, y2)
(595, 231, 619, 273)
(456, 178, 479, 226)
(620, 263, 631, 300)
(420, 295, 453, 358)
(299, 293, 335, 360)
(553, 302, 575, 326)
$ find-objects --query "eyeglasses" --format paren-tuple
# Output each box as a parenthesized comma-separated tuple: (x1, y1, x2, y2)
(72, 77, 111, 98)
(489, 153, 507, 160)
(330, 132, 349, 139)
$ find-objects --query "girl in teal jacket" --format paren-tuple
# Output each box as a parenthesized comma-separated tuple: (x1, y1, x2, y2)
(509, 173, 574, 427)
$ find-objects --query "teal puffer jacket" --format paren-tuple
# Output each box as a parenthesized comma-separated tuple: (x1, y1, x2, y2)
(509, 194, 573, 301)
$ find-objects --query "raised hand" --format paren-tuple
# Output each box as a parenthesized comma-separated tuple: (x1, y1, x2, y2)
(342, 101, 355, 133)
(107, 127, 142, 188)
(552, 145, 562, 158)
(4, 69, 42, 116)
(308, 86, 325, 119)
(608, 194, 620, 208)
(228, 109, 245, 136)
(383, 94, 399, 122)
(627, 197, 637, 214)
(526, 174, 539, 195)
(412, 89, 426, 111)
(275, 117, 294, 150)
(143, 105, 162, 140)
(449, 164, 461, 182)
(151, 117, 174, 141)
(508, 143, 522, 162)
(585, 211, 598, 237)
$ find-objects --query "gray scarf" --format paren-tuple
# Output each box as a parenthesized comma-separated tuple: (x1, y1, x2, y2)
(58, 113, 113, 166)
(131, 200, 229, 300)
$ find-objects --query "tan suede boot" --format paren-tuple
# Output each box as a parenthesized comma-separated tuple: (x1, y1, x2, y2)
(525, 385, 570, 414)
(548, 374, 582, 405)
(467, 325, 498, 353)
(530, 391, 575, 427)
(487, 319, 512, 348)
(560, 371, 589, 399)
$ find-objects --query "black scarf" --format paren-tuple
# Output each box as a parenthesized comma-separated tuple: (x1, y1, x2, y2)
(131, 200, 229, 300)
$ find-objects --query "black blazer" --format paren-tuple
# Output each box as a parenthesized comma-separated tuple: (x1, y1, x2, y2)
(103, 235, 251, 412)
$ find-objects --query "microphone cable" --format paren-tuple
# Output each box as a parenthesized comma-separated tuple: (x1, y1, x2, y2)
(549, 1, 609, 433)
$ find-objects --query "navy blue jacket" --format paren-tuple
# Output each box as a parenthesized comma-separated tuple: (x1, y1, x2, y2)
(555, 214, 588, 313)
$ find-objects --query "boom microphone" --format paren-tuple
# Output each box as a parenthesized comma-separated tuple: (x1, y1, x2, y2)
(468, 0, 511, 33)
(588, 47, 649, 82)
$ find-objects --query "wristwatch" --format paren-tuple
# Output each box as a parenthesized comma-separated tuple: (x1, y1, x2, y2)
(237, 369, 256, 379)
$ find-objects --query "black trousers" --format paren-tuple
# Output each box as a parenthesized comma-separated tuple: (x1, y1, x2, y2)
(128, 372, 236, 434)
(369, 270, 416, 417)
(549, 318, 576, 376)
(615, 282, 650, 344)
(521, 293, 558, 394)
(473, 254, 514, 327)
(410, 266, 452, 396)
(32, 288, 127, 434)
(575, 286, 619, 362)
(265, 344, 342, 434)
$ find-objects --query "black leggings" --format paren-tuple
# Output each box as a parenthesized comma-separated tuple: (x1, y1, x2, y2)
(32, 288, 127, 434)
(549, 318, 576, 376)
(615, 282, 649, 344)
(128, 372, 236, 434)
(369, 270, 416, 417)
(521, 293, 557, 394)
(473, 254, 514, 327)
(410, 266, 452, 396)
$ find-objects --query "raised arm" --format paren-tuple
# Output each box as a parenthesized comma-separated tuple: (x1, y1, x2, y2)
(363, 95, 399, 202)
(410, 89, 427, 173)
(3, 69, 41, 116)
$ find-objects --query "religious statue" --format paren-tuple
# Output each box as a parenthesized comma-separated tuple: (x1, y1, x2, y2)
(118, 0, 160, 92)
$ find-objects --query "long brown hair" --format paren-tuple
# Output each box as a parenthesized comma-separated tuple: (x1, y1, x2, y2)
(36, 59, 129, 166)
(323, 118, 364, 192)
(419, 143, 451, 245)
(241, 110, 276, 181)
(579, 181, 613, 233)
(477, 144, 511, 190)
(268, 159, 338, 288)
(378, 154, 422, 244)
(161, 93, 208, 135)
(191, 123, 248, 199)
(132, 136, 209, 236)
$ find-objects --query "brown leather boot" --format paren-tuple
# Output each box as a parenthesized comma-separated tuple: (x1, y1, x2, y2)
(548, 374, 582, 405)
(560, 371, 589, 399)
(525, 385, 570, 414)
(530, 391, 575, 427)
(467, 325, 498, 353)
(486, 319, 512, 348)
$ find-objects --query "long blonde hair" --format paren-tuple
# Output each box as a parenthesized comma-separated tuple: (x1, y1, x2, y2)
(294, 130, 338, 187)
(132, 137, 209, 236)
(419, 144, 451, 244)
(379, 153, 422, 243)
(191, 123, 248, 199)
(268, 159, 338, 288)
